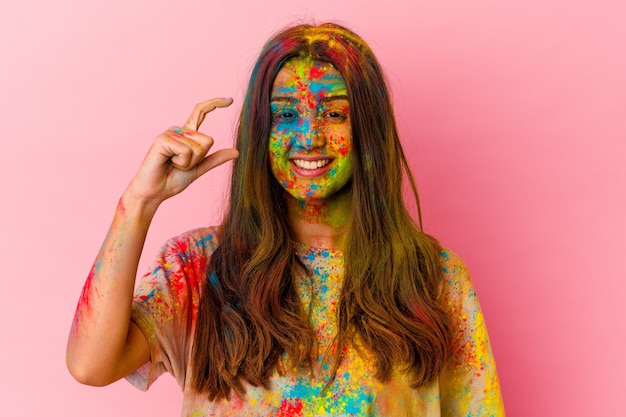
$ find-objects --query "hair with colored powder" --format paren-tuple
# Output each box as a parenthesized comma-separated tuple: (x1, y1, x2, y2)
(191, 22, 452, 400)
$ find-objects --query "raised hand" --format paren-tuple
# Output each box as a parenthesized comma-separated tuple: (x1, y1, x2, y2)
(127, 97, 239, 205)
(67, 98, 239, 386)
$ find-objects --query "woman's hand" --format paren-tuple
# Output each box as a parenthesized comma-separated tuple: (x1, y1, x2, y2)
(126, 97, 239, 206)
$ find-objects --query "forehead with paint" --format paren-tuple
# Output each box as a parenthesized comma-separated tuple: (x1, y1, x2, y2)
(273, 56, 347, 102)
(268, 57, 353, 201)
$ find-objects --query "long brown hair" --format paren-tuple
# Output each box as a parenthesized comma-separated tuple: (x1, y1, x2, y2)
(191, 23, 452, 400)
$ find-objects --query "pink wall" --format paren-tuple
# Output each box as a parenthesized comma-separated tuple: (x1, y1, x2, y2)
(1, 1, 624, 416)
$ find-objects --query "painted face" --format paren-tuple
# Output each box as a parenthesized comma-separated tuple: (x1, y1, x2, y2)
(269, 57, 353, 201)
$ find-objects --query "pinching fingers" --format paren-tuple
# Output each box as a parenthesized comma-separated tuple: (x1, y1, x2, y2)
(164, 127, 215, 170)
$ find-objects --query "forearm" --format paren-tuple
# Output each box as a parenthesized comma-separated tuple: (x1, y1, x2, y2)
(66, 189, 158, 385)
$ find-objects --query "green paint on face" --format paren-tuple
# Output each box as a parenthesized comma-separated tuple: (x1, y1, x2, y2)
(268, 57, 353, 201)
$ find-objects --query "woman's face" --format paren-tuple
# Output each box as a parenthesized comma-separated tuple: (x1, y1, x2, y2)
(268, 57, 353, 201)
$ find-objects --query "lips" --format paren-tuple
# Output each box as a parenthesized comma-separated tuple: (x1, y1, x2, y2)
(292, 159, 330, 170)
(289, 157, 333, 177)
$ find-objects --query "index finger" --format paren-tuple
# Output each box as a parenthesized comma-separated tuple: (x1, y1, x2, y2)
(183, 97, 234, 131)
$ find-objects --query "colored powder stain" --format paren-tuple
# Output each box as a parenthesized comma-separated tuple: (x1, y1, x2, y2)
(308, 80, 329, 96)
(325, 47, 344, 65)
(343, 391, 372, 414)
(278, 37, 299, 52)
(309, 64, 324, 79)
(71, 286, 92, 337)
(311, 76, 346, 97)
(285, 381, 321, 401)
(327, 165, 339, 176)
(335, 139, 350, 156)
(276, 398, 304, 416)
(209, 271, 219, 287)
(93, 258, 103, 273)
(303, 33, 330, 44)
(197, 231, 215, 247)
(77, 268, 96, 312)
(303, 250, 316, 263)
(139, 287, 157, 302)
(276, 86, 297, 94)
(298, 119, 312, 144)
(171, 273, 187, 294)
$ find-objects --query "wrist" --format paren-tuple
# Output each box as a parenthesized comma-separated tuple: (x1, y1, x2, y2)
(119, 185, 161, 224)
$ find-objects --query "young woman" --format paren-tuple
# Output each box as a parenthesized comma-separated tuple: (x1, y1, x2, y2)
(67, 23, 505, 416)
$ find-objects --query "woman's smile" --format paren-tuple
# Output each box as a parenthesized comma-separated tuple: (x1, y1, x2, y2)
(291, 156, 333, 175)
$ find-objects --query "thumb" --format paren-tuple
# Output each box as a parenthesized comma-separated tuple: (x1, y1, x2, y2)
(194, 148, 239, 179)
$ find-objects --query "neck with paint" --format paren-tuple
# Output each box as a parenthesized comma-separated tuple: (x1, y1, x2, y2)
(286, 186, 352, 250)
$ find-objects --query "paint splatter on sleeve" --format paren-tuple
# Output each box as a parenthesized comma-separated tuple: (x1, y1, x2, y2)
(439, 250, 506, 417)
(124, 227, 219, 391)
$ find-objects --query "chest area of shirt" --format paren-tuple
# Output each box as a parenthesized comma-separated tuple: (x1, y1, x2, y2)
(295, 252, 344, 347)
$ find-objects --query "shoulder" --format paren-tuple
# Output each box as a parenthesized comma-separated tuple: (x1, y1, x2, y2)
(139, 226, 221, 294)
(438, 249, 480, 321)
(158, 226, 221, 261)
(439, 249, 474, 295)
(439, 249, 486, 349)
(440, 249, 469, 277)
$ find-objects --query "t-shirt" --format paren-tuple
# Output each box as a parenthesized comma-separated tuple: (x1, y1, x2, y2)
(126, 227, 505, 416)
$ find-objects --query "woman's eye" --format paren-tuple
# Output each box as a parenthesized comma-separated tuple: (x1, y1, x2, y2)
(325, 110, 348, 122)
(274, 110, 298, 122)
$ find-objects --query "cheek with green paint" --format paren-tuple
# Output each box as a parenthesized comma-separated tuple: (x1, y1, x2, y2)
(268, 58, 354, 201)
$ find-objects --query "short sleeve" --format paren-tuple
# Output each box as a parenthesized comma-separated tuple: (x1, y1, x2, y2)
(439, 250, 506, 417)
(124, 227, 220, 391)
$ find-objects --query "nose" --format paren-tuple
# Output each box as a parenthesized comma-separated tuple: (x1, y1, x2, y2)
(294, 116, 325, 150)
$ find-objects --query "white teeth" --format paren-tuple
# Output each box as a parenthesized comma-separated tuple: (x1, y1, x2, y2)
(293, 159, 330, 170)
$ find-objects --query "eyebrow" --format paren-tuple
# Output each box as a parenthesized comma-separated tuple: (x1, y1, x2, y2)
(270, 96, 297, 104)
(270, 94, 349, 104)
(320, 94, 349, 105)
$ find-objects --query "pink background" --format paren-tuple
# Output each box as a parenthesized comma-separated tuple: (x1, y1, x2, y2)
(1, 1, 624, 416)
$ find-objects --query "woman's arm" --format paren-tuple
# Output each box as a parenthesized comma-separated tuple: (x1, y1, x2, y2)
(66, 98, 238, 386)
